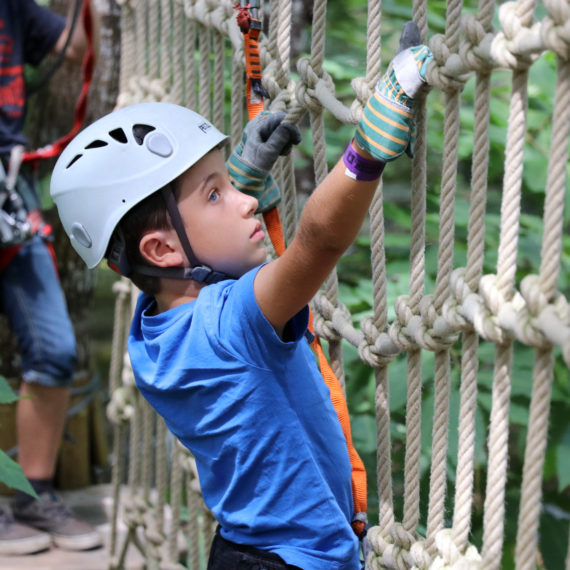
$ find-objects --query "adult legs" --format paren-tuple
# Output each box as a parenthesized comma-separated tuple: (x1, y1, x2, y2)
(17, 382, 70, 481)
(0, 236, 101, 552)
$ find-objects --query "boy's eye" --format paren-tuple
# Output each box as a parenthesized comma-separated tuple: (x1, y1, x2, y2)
(208, 189, 220, 202)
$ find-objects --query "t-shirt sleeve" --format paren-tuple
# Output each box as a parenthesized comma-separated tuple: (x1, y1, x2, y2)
(206, 266, 310, 368)
(22, 0, 66, 66)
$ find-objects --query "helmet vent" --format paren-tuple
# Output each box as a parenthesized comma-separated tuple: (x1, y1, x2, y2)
(85, 140, 108, 149)
(132, 124, 156, 145)
(109, 128, 128, 143)
(66, 154, 83, 169)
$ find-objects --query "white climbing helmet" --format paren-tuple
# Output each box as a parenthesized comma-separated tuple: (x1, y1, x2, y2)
(50, 101, 229, 270)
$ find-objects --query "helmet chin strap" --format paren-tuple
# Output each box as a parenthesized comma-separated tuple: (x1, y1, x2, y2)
(108, 185, 231, 284)
(157, 185, 231, 284)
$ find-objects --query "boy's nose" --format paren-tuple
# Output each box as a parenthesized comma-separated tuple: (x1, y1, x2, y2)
(240, 192, 258, 216)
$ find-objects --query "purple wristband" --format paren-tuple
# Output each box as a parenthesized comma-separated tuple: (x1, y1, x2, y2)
(343, 143, 385, 181)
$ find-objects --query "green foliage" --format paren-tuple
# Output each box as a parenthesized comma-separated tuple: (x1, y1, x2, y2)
(0, 376, 38, 498)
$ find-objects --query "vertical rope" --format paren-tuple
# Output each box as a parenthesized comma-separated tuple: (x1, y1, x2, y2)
(514, 56, 570, 569)
(514, 349, 554, 570)
(185, 16, 197, 110)
(272, 0, 298, 245)
(538, 58, 570, 301)
(160, 0, 171, 88)
(171, 0, 184, 103)
(307, 0, 346, 389)
(186, 473, 201, 569)
(482, 1, 535, 563)
(118, 3, 136, 100)
(212, 31, 225, 132)
(108, 279, 131, 564)
(135, 1, 147, 78)
(168, 444, 183, 562)
(360, 0, 397, 538)
(451, 0, 494, 550)
(230, 57, 244, 148)
(155, 418, 167, 537)
(198, 24, 211, 118)
(148, 0, 160, 79)
(401, 0, 430, 536)
(425, 0, 463, 554)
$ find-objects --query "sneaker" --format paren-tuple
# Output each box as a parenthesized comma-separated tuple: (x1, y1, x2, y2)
(0, 504, 51, 555)
(11, 492, 103, 551)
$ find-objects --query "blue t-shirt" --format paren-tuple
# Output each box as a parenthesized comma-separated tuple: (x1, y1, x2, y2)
(129, 266, 360, 569)
(0, 0, 65, 153)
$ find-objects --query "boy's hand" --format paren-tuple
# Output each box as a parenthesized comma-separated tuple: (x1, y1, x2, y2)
(227, 112, 301, 212)
(355, 22, 433, 162)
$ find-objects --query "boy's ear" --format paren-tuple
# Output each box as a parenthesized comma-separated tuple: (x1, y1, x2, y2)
(139, 229, 185, 267)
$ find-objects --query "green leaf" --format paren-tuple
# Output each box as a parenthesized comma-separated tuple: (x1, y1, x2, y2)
(0, 375, 18, 405)
(0, 450, 38, 498)
(509, 401, 530, 426)
(351, 414, 378, 455)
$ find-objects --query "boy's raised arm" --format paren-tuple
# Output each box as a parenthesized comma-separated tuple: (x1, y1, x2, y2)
(246, 24, 432, 332)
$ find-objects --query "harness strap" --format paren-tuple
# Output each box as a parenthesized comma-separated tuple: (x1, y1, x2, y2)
(23, 0, 95, 163)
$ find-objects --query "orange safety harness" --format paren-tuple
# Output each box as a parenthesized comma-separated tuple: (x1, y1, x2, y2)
(235, 2, 367, 538)
(0, 0, 95, 273)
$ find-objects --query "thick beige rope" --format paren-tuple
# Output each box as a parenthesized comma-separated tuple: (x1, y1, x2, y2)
(514, 52, 570, 568)
(482, 1, 535, 567)
(399, 0, 429, 542)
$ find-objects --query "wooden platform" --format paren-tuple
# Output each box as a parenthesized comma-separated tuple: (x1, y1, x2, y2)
(0, 485, 146, 570)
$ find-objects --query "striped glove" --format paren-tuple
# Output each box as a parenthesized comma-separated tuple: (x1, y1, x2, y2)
(355, 22, 432, 162)
(227, 112, 301, 213)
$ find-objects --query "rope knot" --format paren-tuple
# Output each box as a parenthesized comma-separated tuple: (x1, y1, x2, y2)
(295, 57, 335, 113)
(359, 316, 400, 367)
(311, 293, 347, 342)
(365, 524, 431, 569)
(112, 277, 132, 299)
(351, 76, 373, 116)
(430, 528, 483, 569)
(443, 268, 473, 331)
(460, 14, 497, 73)
(491, 2, 542, 70)
(122, 492, 146, 529)
(418, 295, 460, 351)
(428, 35, 471, 92)
(389, 295, 417, 351)
(106, 385, 135, 425)
(477, 274, 509, 344)
(541, 0, 570, 58)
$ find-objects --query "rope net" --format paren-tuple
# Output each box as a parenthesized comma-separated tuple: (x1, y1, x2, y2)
(105, 0, 570, 568)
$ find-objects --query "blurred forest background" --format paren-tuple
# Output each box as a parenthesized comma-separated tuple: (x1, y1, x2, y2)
(6, 0, 570, 568)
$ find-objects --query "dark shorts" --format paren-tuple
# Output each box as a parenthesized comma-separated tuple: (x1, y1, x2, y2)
(0, 236, 76, 387)
(207, 528, 302, 570)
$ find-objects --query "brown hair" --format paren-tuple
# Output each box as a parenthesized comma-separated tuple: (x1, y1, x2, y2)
(114, 180, 179, 296)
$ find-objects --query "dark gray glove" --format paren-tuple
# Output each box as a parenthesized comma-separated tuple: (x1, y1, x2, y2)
(239, 111, 301, 171)
(227, 112, 301, 212)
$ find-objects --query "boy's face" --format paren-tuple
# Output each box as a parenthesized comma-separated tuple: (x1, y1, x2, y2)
(176, 149, 267, 278)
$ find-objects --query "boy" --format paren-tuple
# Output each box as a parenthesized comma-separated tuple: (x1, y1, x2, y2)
(51, 24, 431, 570)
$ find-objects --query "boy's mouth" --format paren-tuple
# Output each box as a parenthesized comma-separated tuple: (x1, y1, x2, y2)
(250, 221, 265, 240)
